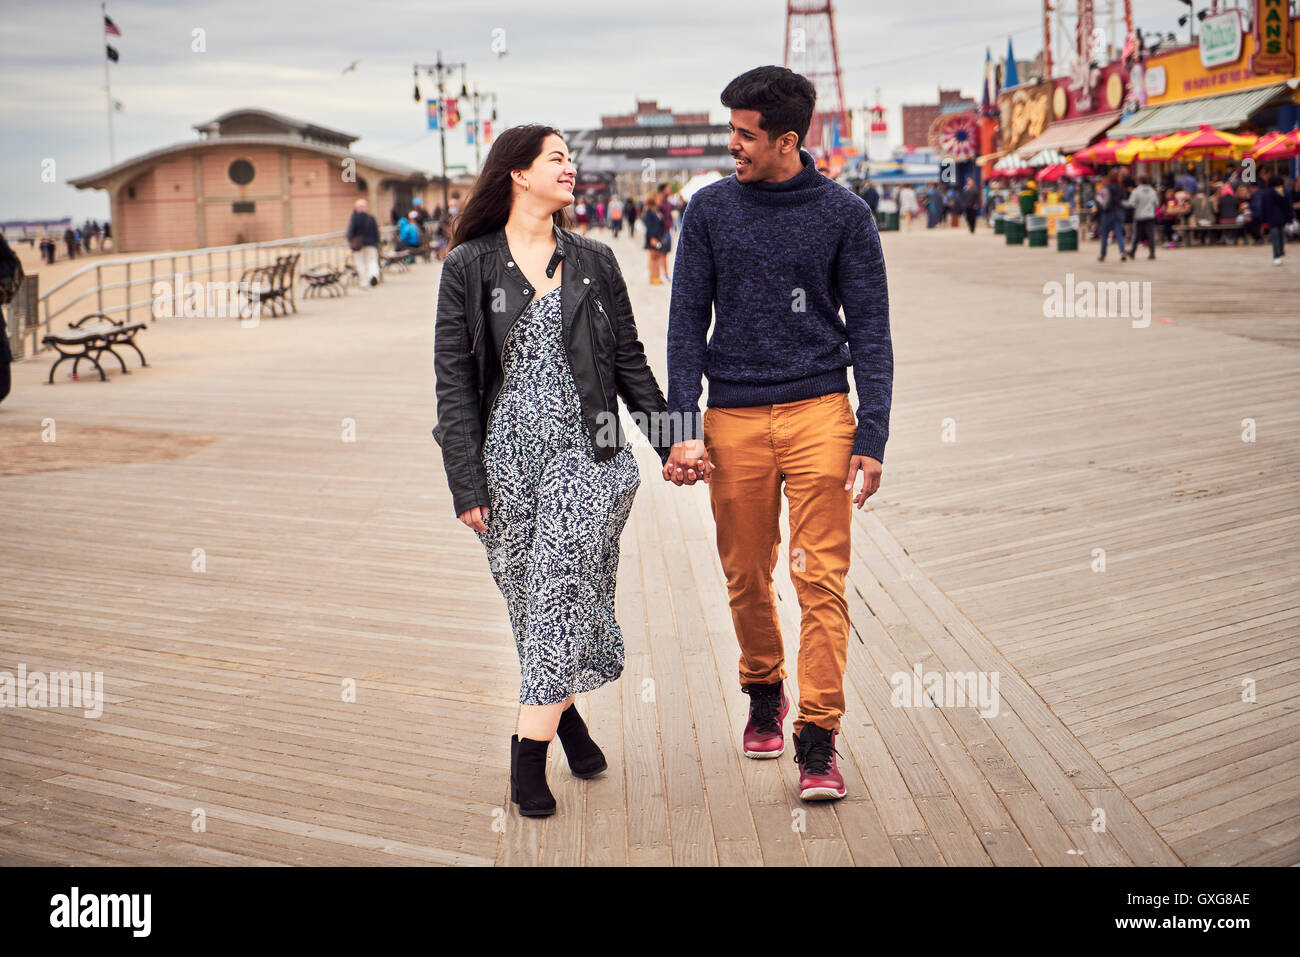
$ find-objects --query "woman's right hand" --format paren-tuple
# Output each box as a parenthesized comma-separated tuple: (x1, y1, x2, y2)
(459, 506, 489, 532)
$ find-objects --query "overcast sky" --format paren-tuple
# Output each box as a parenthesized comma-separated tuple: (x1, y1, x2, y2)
(1, 0, 1193, 222)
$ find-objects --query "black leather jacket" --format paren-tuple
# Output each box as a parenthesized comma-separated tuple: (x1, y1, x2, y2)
(434, 225, 670, 516)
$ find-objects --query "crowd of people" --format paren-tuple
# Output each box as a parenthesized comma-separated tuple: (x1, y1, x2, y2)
(30, 220, 112, 264)
(865, 180, 982, 232)
(346, 195, 464, 287)
(1073, 168, 1299, 264)
(843, 161, 1298, 266)
(568, 184, 686, 285)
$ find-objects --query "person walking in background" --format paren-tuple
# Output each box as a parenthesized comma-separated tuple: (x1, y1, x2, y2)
(63, 228, 77, 260)
(433, 124, 672, 817)
(623, 196, 638, 239)
(609, 195, 624, 238)
(898, 184, 918, 229)
(0, 233, 21, 405)
(926, 181, 945, 228)
(1245, 183, 1266, 245)
(431, 213, 451, 261)
(1125, 174, 1159, 260)
(667, 65, 893, 802)
(1261, 174, 1294, 266)
(959, 178, 980, 233)
(346, 198, 380, 287)
(642, 195, 667, 285)
(1097, 172, 1128, 262)
(859, 178, 879, 218)
(1062, 177, 1077, 212)
(410, 197, 428, 230)
(656, 184, 675, 281)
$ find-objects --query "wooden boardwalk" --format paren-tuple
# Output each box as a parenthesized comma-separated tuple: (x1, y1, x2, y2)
(0, 226, 1295, 866)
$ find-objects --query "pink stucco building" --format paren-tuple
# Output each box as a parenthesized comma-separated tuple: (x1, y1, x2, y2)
(69, 108, 442, 252)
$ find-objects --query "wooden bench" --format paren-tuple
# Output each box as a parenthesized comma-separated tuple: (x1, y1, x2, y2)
(41, 313, 148, 383)
(301, 264, 348, 298)
(381, 243, 430, 272)
(239, 253, 300, 318)
(1183, 222, 1246, 244)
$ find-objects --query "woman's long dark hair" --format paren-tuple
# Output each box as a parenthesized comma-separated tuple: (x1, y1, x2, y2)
(449, 124, 573, 251)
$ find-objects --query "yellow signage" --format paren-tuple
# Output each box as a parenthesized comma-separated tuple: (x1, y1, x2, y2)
(1252, 0, 1295, 74)
(998, 82, 1053, 152)
(1146, 14, 1298, 104)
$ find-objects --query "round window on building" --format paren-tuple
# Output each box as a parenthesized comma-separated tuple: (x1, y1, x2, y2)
(228, 159, 255, 185)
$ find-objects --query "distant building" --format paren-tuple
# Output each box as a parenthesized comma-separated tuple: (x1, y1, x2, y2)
(68, 108, 440, 252)
(599, 99, 710, 128)
(901, 88, 977, 150)
(567, 99, 731, 201)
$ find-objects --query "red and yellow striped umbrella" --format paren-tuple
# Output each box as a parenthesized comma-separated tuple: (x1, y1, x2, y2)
(1113, 137, 1165, 163)
(1164, 124, 1257, 158)
(1074, 136, 1140, 164)
(1249, 130, 1300, 161)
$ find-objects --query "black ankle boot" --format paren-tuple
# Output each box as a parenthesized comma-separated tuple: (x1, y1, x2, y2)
(510, 734, 556, 817)
(556, 702, 607, 778)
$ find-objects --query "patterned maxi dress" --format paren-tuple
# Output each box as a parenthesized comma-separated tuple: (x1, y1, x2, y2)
(476, 286, 641, 706)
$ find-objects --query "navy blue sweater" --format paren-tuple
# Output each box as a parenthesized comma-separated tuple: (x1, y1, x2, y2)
(666, 149, 893, 461)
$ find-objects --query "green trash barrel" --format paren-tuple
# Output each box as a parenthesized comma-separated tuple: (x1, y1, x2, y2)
(1056, 215, 1079, 251)
(993, 213, 1006, 235)
(1026, 214, 1049, 247)
(1004, 216, 1025, 245)
(881, 210, 899, 231)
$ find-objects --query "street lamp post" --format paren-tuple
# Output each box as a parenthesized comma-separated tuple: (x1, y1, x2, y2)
(413, 51, 468, 213)
(465, 87, 498, 174)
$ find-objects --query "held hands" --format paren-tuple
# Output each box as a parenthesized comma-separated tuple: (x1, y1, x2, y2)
(845, 455, 882, 508)
(663, 440, 714, 486)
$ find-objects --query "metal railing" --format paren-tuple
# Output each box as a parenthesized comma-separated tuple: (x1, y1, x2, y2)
(28, 226, 395, 356)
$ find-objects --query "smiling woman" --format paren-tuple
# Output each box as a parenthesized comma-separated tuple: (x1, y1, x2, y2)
(433, 123, 674, 819)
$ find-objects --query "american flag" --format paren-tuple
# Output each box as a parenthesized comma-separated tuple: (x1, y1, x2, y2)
(104, 15, 121, 37)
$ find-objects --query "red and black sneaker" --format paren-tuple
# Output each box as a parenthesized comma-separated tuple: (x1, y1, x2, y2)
(741, 681, 789, 758)
(792, 723, 847, 800)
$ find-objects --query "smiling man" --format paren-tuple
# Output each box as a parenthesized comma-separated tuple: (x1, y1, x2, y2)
(664, 64, 893, 801)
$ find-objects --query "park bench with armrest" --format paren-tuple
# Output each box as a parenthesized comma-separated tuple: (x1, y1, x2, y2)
(41, 312, 148, 384)
(239, 253, 300, 318)
(301, 264, 348, 298)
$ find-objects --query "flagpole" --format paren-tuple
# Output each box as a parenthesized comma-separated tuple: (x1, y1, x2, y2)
(103, 1, 116, 166)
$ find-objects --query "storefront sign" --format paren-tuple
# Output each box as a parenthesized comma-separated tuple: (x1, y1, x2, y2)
(1144, 65, 1167, 97)
(1252, 0, 1296, 74)
(1141, 14, 1298, 103)
(998, 82, 1052, 151)
(1200, 11, 1243, 68)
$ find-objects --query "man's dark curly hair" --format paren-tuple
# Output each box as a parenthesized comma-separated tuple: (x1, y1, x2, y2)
(720, 65, 817, 148)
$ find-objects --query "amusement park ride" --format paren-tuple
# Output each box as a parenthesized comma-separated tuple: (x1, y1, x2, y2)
(780, 0, 1142, 173)
(782, 0, 852, 156)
